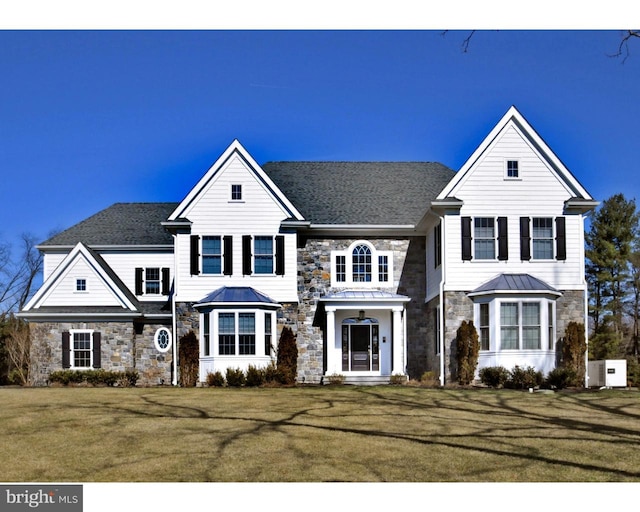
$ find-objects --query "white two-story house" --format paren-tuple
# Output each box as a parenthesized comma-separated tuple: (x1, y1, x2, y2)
(20, 106, 597, 386)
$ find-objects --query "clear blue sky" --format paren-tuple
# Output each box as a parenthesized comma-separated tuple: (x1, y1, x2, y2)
(1, 29, 639, 249)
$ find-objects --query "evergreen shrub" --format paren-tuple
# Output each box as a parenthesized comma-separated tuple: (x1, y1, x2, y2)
(455, 320, 480, 385)
(245, 365, 266, 387)
(206, 371, 225, 387)
(506, 365, 543, 389)
(545, 367, 577, 390)
(478, 366, 510, 388)
(178, 331, 199, 387)
(276, 327, 298, 385)
(225, 367, 246, 387)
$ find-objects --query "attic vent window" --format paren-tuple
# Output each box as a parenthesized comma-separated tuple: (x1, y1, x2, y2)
(231, 184, 242, 201)
(506, 160, 519, 179)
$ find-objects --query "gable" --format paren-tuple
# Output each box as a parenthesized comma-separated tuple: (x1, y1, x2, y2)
(168, 140, 304, 226)
(437, 106, 595, 206)
(23, 243, 138, 312)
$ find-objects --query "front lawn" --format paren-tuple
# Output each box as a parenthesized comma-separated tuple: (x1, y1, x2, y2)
(1, 386, 639, 482)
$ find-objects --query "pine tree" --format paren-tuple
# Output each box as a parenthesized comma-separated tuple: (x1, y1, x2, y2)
(585, 194, 639, 356)
(276, 326, 298, 385)
(456, 320, 479, 385)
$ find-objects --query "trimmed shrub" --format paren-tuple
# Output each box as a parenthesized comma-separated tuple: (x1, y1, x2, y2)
(245, 365, 266, 387)
(276, 326, 298, 385)
(562, 322, 587, 385)
(206, 370, 226, 387)
(48, 369, 136, 387)
(326, 373, 345, 385)
(264, 361, 282, 384)
(420, 371, 440, 387)
(545, 367, 577, 390)
(178, 330, 199, 387)
(479, 366, 510, 388)
(506, 365, 543, 389)
(455, 320, 480, 385)
(225, 367, 246, 387)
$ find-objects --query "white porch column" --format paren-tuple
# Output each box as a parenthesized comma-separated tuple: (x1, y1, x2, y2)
(392, 307, 404, 375)
(325, 307, 338, 375)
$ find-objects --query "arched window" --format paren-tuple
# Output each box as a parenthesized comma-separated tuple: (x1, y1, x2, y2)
(352, 244, 372, 282)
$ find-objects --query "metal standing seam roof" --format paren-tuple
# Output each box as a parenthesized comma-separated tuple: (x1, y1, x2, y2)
(469, 274, 561, 296)
(321, 290, 410, 301)
(195, 286, 280, 306)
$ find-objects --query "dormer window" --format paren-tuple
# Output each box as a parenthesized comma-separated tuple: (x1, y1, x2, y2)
(231, 184, 242, 201)
(506, 160, 519, 179)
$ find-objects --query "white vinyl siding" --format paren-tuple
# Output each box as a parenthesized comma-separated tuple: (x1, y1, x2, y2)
(442, 124, 587, 292)
(171, 154, 298, 303)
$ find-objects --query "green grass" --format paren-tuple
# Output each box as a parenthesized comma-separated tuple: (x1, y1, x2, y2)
(1, 386, 639, 482)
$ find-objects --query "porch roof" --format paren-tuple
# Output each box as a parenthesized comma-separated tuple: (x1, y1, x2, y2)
(320, 290, 410, 302)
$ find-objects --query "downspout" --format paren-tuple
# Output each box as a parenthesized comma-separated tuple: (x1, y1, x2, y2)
(171, 232, 178, 386)
(439, 215, 446, 387)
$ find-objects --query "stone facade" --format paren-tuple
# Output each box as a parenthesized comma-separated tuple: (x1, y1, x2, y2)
(293, 236, 428, 382)
(29, 320, 172, 387)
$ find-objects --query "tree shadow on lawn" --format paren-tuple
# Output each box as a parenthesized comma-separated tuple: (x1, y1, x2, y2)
(86, 388, 640, 481)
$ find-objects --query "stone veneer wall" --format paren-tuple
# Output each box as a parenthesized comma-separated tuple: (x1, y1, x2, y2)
(29, 320, 172, 387)
(294, 236, 427, 383)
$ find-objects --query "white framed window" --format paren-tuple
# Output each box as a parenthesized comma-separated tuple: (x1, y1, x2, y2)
(331, 241, 393, 287)
(532, 217, 554, 260)
(475, 299, 554, 352)
(202, 236, 223, 274)
(145, 268, 161, 295)
(505, 159, 519, 179)
(474, 218, 496, 260)
(479, 303, 490, 351)
(76, 278, 87, 292)
(208, 311, 260, 356)
(254, 236, 274, 274)
(154, 327, 172, 353)
(70, 329, 94, 369)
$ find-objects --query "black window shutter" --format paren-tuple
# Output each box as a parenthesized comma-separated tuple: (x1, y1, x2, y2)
(461, 217, 472, 261)
(62, 331, 71, 369)
(92, 332, 101, 369)
(223, 235, 233, 275)
(242, 235, 253, 275)
(190, 235, 200, 275)
(135, 268, 144, 295)
(497, 217, 508, 261)
(161, 268, 171, 295)
(556, 217, 567, 260)
(275, 235, 285, 275)
(520, 217, 531, 261)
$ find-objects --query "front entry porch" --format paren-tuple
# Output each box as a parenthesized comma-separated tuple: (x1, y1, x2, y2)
(319, 290, 410, 384)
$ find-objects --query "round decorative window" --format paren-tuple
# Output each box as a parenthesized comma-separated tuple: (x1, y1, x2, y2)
(154, 328, 172, 353)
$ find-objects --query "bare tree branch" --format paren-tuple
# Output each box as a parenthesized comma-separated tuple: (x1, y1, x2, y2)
(610, 30, 640, 63)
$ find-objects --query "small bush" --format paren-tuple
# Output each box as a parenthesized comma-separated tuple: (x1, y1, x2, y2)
(420, 371, 440, 387)
(245, 365, 266, 387)
(206, 370, 226, 387)
(479, 366, 510, 388)
(225, 367, 246, 387)
(390, 373, 407, 385)
(506, 365, 543, 390)
(545, 367, 578, 389)
(264, 361, 281, 384)
(326, 373, 345, 385)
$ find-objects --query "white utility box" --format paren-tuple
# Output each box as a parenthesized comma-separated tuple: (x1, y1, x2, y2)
(588, 360, 627, 388)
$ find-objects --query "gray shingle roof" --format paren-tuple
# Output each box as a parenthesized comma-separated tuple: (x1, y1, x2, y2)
(262, 161, 455, 225)
(41, 203, 178, 247)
